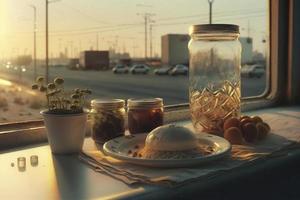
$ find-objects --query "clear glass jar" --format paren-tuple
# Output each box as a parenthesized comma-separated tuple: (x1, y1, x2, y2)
(91, 99, 125, 144)
(127, 98, 164, 134)
(188, 24, 241, 134)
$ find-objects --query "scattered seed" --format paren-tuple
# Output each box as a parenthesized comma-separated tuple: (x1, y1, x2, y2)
(133, 152, 137, 157)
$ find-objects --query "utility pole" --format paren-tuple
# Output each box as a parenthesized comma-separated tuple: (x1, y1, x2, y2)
(114, 35, 119, 53)
(137, 13, 155, 60)
(69, 41, 74, 58)
(101, 37, 105, 50)
(247, 20, 250, 38)
(29, 5, 37, 80)
(145, 15, 147, 59)
(149, 20, 155, 59)
(45, 0, 60, 83)
(96, 33, 99, 50)
(58, 38, 62, 57)
(208, 0, 215, 71)
(79, 40, 82, 52)
(132, 45, 137, 58)
(208, 0, 214, 24)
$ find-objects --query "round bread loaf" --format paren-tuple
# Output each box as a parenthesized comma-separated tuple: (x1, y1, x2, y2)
(145, 124, 198, 151)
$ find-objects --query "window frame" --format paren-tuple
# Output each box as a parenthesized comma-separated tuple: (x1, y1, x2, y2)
(0, 0, 291, 151)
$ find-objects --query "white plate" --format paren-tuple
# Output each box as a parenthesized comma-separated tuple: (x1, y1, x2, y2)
(103, 133, 231, 168)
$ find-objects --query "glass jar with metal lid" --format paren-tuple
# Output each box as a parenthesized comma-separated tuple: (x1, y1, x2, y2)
(127, 98, 164, 134)
(91, 99, 125, 144)
(188, 24, 241, 134)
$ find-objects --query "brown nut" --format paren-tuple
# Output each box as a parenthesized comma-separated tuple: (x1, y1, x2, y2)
(262, 122, 271, 133)
(224, 127, 244, 145)
(240, 115, 251, 121)
(256, 122, 269, 140)
(242, 122, 258, 143)
(240, 117, 254, 128)
(216, 119, 224, 132)
(251, 116, 263, 124)
(223, 117, 240, 131)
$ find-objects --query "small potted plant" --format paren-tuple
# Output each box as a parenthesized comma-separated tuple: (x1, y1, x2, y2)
(32, 76, 91, 154)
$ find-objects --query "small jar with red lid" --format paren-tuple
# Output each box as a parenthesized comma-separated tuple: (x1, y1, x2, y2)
(127, 98, 164, 134)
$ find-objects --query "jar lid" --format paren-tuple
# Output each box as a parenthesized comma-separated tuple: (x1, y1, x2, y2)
(127, 98, 163, 109)
(91, 99, 125, 109)
(189, 24, 239, 35)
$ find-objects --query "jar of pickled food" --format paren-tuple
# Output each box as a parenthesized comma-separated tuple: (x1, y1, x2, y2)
(188, 24, 241, 134)
(128, 98, 164, 134)
(91, 99, 125, 144)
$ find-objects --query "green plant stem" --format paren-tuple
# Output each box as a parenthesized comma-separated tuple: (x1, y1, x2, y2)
(46, 90, 50, 110)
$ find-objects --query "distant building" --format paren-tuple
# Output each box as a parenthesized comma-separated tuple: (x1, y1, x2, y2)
(79, 51, 109, 70)
(161, 34, 190, 66)
(239, 37, 253, 64)
(161, 34, 253, 66)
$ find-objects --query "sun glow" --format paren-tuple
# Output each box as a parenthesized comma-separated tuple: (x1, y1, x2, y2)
(0, 0, 7, 40)
(0, 78, 12, 86)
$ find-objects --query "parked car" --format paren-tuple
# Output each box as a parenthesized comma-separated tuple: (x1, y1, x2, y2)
(154, 66, 173, 75)
(130, 64, 150, 74)
(241, 64, 265, 78)
(169, 64, 188, 76)
(112, 64, 129, 74)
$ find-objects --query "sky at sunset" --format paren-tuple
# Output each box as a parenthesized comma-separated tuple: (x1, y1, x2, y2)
(0, 0, 268, 60)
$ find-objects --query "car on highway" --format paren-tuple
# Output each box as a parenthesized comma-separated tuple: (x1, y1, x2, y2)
(241, 64, 265, 78)
(169, 64, 188, 76)
(112, 64, 129, 74)
(154, 66, 173, 75)
(130, 64, 150, 74)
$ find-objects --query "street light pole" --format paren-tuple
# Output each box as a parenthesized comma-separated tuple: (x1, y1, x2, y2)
(45, 0, 60, 83)
(46, 0, 49, 83)
(144, 15, 147, 59)
(208, 0, 214, 24)
(29, 5, 37, 81)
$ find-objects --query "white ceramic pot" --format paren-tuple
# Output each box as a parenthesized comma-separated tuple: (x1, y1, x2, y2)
(41, 110, 88, 154)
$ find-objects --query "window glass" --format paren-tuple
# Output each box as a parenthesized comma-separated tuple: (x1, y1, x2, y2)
(0, 0, 269, 123)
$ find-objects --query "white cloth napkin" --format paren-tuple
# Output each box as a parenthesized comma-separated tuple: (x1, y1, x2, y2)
(79, 109, 300, 186)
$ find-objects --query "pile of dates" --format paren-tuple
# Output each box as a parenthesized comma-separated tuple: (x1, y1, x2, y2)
(220, 115, 271, 145)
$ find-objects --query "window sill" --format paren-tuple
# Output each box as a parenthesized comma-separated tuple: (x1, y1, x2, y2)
(0, 105, 190, 151)
(0, 106, 300, 199)
(0, 97, 283, 151)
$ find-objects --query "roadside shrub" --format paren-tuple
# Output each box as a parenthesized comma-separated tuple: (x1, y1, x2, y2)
(14, 97, 26, 105)
(29, 97, 45, 110)
(0, 96, 8, 108)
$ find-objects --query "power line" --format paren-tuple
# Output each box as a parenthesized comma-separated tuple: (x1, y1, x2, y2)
(1, 11, 267, 39)
(49, 24, 142, 37)
(156, 8, 265, 21)
(60, 1, 109, 25)
(1, 9, 265, 36)
(154, 12, 266, 27)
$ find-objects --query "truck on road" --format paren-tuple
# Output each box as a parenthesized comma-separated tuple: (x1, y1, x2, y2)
(79, 51, 109, 70)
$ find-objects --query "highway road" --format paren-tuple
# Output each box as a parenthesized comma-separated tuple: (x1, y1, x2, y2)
(0, 66, 267, 105)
